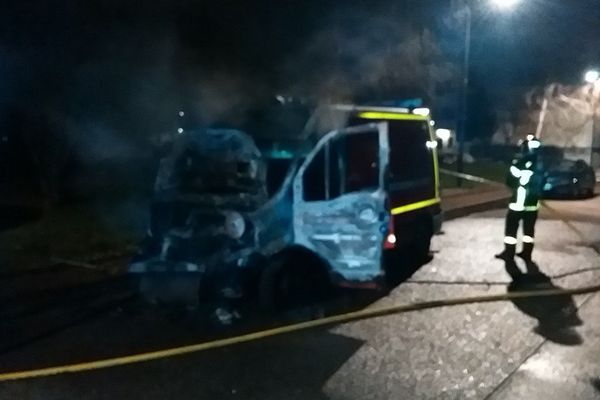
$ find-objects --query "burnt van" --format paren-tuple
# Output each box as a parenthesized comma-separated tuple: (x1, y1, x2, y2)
(129, 105, 441, 309)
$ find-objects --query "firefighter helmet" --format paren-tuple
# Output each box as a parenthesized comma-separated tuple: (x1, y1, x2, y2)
(518, 134, 541, 161)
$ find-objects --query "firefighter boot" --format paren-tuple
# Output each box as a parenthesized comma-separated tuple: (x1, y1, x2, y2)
(495, 244, 516, 261)
(517, 243, 534, 264)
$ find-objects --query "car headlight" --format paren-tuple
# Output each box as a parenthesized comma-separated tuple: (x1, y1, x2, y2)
(223, 211, 246, 239)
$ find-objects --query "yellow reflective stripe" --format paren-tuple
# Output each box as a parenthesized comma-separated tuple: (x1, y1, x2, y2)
(358, 112, 428, 121)
(391, 198, 441, 215)
(504, 236, 518, 245)
(430, 124, 440, 200)
(509, 203, 539, 212)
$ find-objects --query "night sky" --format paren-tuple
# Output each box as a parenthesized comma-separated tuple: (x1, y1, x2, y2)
(1, 0, 599, 128)
(468, 0, 600, 99)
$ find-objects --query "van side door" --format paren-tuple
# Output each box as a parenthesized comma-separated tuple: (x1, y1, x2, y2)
(292, 123, 389, 283)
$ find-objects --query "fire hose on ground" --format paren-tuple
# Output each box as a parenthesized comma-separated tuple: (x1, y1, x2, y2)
(0, 170, 598, 382)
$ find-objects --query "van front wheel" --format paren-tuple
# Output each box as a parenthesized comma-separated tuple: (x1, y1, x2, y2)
(259, 252, 329, 315)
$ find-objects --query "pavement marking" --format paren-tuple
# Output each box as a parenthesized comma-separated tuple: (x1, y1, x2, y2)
(1, 284, 600, 382)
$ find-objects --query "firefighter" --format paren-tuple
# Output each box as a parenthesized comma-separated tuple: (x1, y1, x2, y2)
(496, 135, 545, 264)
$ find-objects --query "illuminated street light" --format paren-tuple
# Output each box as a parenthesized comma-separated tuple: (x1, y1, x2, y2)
(490, 0, 521, 9)
(584, 69, 600, 169)
(584, 69, 600, 84)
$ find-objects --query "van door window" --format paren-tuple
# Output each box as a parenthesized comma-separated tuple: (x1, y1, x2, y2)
(303, 146, 326, 201)
(303, 131, 379, 201)
(387, 120, 435, 204)
(387, 120, 432, 183)
(336, 132, 379, 193)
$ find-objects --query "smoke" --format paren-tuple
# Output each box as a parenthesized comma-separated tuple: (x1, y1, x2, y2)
(3, 1, 456, 144)
(2, 0, 459, 203)
(184, 70, 271, 127)
(281, 5, 457, 104)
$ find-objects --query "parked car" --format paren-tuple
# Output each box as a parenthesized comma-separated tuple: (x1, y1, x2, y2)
(542, 159, 596, 199)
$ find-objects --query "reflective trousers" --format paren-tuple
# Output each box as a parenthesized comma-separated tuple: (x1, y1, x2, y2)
(504, 209, 538, 242)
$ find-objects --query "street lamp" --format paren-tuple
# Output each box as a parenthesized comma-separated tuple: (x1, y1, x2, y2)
(490, 0, 521, 9)
(456, 0, 521, 185)
(584, 69, 600, 84)
(584, 69, 600, 169)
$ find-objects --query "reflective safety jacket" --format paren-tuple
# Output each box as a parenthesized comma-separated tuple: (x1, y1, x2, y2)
(506, 158, 545, 212)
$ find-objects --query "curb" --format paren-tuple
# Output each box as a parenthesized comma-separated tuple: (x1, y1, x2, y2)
(442, 192, 510, 221)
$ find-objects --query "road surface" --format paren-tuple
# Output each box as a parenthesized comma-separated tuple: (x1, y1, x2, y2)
(1, 195, 600, 399)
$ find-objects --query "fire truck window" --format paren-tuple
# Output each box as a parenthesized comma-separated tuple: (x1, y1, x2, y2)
(303, 146, 326, 201)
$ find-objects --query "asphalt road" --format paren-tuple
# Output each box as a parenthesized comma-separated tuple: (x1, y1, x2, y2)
(1, 195, 600, 399)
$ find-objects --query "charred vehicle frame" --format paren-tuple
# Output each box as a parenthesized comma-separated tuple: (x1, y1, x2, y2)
(129, 105, 442, 311)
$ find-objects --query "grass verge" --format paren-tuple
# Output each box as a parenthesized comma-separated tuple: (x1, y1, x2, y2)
(440, 160, 506, 190)
(0, 199, 147, 272)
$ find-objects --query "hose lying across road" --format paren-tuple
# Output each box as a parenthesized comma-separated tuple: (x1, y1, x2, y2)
(1, 283, 600, 382)
(0, 171, 598, 382)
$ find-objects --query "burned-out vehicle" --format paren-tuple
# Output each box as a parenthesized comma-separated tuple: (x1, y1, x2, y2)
(129, 105, 441, 310)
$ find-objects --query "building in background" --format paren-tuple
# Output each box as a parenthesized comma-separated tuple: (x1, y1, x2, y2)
(523, 84, 600, 170)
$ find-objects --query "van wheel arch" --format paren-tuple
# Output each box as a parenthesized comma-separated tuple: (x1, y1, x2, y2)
(258, 246, 331, 312)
